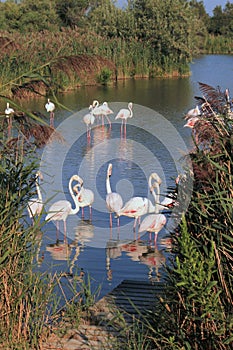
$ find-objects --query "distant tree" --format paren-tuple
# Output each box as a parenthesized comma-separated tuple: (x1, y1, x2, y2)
(55, 0, 89, 28)
(18, 0, 60, 32)
(130, 0, 203, 64)
(0, 1, 21, 31)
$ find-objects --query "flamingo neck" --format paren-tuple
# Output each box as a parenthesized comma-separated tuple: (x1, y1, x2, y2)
(106, 175, 112, 194)
(151, 183, 160, 214)
(69, 177, 80, 214)
(128, 103, 133, 118)
(36, 178, 42, 202)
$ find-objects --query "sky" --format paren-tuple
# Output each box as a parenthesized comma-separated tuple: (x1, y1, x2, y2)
(115, 0, 230, 15)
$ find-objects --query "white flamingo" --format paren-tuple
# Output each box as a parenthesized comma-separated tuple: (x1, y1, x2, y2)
(148, 172, 176, 211)
(27, 171, 43, 223)
(184, 105, 201, 120)
(45, 98, 55, 127)
(106, 163, 123, 228)
(138, 177, 167, 244)
(5, 102, 14, 138)
(116, 174, 158, 231)
(45, 175, 80, 240)
(73, 175, 94, 219)
(83, 105, 95, 139)
(115, 102, 133, 136)
(92, 100, 113, 126)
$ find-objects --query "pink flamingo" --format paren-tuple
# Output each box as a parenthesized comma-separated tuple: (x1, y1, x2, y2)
(83, 105, 95, 139)
(73, 175, 94, 219)
(116, 173, 160, 231)
(92, 100, 113, 127)
(5, 102, 14, 138)
(45, 175, 80, 241)
(138, 177, 167, 244)
(27, 171, 43, 224)
(45, 98, 55, 127)
(184, 105, 201, 120)
(115, 102, 133, 136)
(106, 163, 123, 228)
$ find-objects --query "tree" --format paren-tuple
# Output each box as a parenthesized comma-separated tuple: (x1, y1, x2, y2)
(55, 0, 90, 28)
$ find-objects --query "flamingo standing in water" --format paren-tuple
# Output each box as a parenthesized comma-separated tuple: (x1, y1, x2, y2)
(27, 171, 43, 224)
(138, 176, 167, 244)
(115, 102, 133, 136)
(106, 163, 123, 228)
(45, 98, 55, 127)
(83, 105, 95, 139)
(92, 100, 113, 127)
(116, 173, 160, 231)
(5, 102, 14, 138)
(45, 175, 80, 241)
(73, 175, 94, 219)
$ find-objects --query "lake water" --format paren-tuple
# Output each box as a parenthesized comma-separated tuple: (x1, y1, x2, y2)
(23, 55, 233, 301)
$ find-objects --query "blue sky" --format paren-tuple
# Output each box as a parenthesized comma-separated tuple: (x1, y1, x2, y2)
(115, 0, 230, 15)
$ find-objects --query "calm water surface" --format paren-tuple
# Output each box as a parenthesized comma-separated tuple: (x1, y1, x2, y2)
(21, 55, 233, 300)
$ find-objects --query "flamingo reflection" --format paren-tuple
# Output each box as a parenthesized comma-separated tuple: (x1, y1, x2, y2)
(46, 241, 72, 261)
(73, 220, 94, 249)
(139, 245, 166, 282)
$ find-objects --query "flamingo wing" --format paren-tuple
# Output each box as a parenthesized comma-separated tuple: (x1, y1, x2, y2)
(139, 213, 166, 233)
(106, 192, 123, 213)
(45, 200, 71, 221)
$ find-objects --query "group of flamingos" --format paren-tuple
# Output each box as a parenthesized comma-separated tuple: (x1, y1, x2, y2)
(25, 98, 175, 244)
(83, 100, 133, 138)
(4, 99, 176, 244)
(27, 164, 175, 244)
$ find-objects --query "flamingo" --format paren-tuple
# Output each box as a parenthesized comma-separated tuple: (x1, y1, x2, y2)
(83, 105, 95, 139)
(92, 100, 113, 126)
(5, 102, 14, 138)
(45, 174, 80, 240)
(116, 173, 161, 231)
(138, 178, 167, 244)
(184, 105, 201, 120)
(106, 163, 123, 228)
(148, 172, 176, 211)
(45, 98, 55, 127)
(184, 116, 199, 129)
(73, 175, 94, 219)
(115, 102, 133, 136)
(27, 171, 43, 223)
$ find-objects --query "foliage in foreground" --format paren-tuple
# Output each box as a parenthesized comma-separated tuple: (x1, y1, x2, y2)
(139, 83, 233, 349)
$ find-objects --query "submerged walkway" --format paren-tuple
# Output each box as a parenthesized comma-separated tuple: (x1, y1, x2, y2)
(42, 279, 165, 350)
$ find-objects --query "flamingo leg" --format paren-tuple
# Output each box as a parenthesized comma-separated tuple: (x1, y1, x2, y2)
(124, 120, 127, 137)
(82, 207, 84, 218)
(133, 217, 138, 231)
(50, 112, 54, 127)
(63, 220, 67, 243)
(109, 212, 113, 228)
(89, 206, 92, 220)
(106, 115, 111, 128)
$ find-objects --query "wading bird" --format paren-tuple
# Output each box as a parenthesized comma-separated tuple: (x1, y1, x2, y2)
(27, 171, 43, 224)
(138, 176, 167, 244)
(106, 163, 123, 228)
(115, 102, 133, 136)
(5, 102, 14, 138)
(45, 98, 55, 127)
(83, 105, 95, 139)
(45, 175, 80, 240)
(73, 175, 94, 219)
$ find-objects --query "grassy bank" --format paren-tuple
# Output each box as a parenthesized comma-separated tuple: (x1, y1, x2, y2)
(0, 28, 190, 99)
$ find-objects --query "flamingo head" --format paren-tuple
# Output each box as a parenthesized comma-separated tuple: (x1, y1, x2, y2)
(150, 172, 162, 185)
(92, 100, 99, 108)
(107, 163, 112, 177)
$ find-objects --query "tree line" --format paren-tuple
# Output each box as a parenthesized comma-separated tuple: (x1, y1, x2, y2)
(0, 0, 232, 88)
